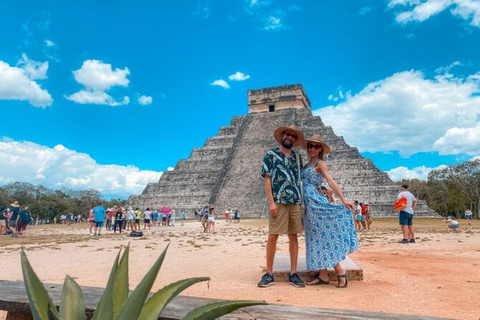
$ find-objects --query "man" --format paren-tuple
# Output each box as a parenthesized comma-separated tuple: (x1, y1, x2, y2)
(360, 202, 368, 231)
(8, 201, 21, 237)
(397, 184, 417, 243)
(258, 124, 305, 288)
(93, 202, 106, 236)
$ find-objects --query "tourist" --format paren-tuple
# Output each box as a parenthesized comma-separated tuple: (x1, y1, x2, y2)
(126, 207, 135, 231)
(180, 209, 185, 226)
(105, 208, 113, 231)
(152, 210, 158, 227)
(465, 209, 473, 227)
(194, 208, 200, 220)
(170, 210, 176, 226)
(88, 206, 95, 235)
(360, 202, 368, 231)
(17, 205, 32, 235)
(207, 207, 216, 233)
(396, 184, 417, 243)
(134, 208, 141, 230)
(93, 202, 105, 236)
(224, 208, 230, 223)
(365, 203, 373, 230)
(0, 207, 7, 235)
(354, 201, 362, 231)
(444, 216, 460, 230)
(60, 214, 66, 224)
(114, 207, 125, 233)
(301, 134, 359, 288)
(8, 201, 21, 237)
(233, 208, 240, 223)
(143, 208, 152, 230)
(161, 210, 167, 226)
(201, 210, 208, 232)
(258, 124, 305, 288)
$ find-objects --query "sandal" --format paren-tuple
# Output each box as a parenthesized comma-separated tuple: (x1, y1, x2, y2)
(306, 277, 330, 285)
(336, 273, 348, 288)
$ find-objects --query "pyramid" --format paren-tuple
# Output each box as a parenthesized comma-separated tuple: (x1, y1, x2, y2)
(129, 84, 436, 217)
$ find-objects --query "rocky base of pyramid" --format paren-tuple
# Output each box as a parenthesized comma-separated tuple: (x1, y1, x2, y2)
(129, 108, 439, 218)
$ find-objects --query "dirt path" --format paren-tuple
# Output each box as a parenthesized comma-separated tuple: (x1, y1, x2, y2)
(0, 218, 479, 319)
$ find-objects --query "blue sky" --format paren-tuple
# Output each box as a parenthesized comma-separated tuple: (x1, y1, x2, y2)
(1, 0, 479, 198)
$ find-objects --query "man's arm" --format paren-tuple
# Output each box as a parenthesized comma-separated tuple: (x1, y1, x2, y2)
(264, 175, 278, 218)
(412, 199, 418, 210)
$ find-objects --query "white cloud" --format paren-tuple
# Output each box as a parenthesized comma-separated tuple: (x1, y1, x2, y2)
(433, 124, 480, 155)
(0, 139, 162, 198)
(66, 90, 130, 106)
(44, 40, 55, 47)
(386, 165, 448, 181)
(211, 79, 230, 89)
(138, 95, 153, 105)
(313, 69, 480, 156)
(16, 54, 48, 80)
(72, 60, 130, 91)
(0, 56, 52, 108)
(229, 71, 251, 81)
(264, 16, 283, 30)
(66, 60, 131, 106)
(388, 0, 480, 27)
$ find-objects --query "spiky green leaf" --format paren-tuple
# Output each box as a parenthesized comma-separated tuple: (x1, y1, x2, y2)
(113, 244, 130, 318)
(21, 248, 60, 320)
(182, 300, 266, 320)
(92, 247, 121, 320)
(59, 276, 87, 320)
(138, 277, 210, 320)
(116, 244, 169, 320)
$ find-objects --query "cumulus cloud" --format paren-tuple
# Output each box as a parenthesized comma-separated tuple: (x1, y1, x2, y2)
(386, 164, 448, 181)
(0, 138, 162, 198)
(211, 79, 230, 89)
(138, 95, 153, 105)
(65, 60, 131, 106)
(0, 55, 52, 108)
(229, 71, 251, 81)
(313, 69, 480, 156)
(388, 0, 480, 27)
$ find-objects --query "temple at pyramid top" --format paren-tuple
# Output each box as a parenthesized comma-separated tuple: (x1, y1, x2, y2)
(248, 84, 311, 113)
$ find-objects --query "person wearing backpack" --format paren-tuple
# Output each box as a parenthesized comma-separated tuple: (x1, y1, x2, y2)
(17, 205, 32, 235)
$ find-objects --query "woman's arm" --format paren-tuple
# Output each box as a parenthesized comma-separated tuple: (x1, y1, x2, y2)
(316, 161, 354, 210)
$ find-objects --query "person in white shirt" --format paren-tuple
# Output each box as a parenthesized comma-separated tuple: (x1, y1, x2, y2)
(465, 209, 473, 227)
(397, 184, 417, 243)
(444, 216, 460, 230)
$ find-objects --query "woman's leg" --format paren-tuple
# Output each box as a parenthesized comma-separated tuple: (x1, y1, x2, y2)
(334, 263, 347, 287)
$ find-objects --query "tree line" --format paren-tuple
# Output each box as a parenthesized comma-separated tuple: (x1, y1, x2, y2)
(397, 159, 480, 218)
(0, 182, 127, 220)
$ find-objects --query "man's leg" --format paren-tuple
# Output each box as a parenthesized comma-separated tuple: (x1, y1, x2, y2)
(287, 234, 298, 273)
(266, 233, 279, 273)
(401, 225, 409, 239)
(408, 225, 415, 240)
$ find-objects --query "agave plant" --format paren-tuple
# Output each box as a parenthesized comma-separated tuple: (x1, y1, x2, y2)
(21, 244, 265, 320)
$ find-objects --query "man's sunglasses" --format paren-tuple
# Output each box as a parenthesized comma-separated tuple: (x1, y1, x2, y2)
(283, 132, 297, 139)
(307, 143, 323, 150)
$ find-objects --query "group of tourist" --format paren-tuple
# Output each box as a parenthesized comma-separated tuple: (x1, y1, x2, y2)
(87, 205, 187, 236)
(0, 201, 33, 237)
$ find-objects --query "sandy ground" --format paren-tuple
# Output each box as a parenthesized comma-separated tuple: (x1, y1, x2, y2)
(0, 218, 479, 320)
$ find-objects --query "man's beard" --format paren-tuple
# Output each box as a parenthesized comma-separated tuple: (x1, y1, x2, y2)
(281, 138, 293, 149)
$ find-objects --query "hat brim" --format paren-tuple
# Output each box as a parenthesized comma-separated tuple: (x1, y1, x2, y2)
(10, 203, 20, 207)
(274, 127, 305, 147)
(301, 138, 331, 155)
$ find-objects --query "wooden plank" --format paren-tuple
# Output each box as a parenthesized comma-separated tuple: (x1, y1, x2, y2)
(0, 280, 449, 320)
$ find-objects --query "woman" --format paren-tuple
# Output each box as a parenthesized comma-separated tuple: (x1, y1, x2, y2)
(301, 134, 360, 288)
(114, 207, 125, 233)
(16, 205, 32, 235)
(88, 206, 95, 235)
(444, 216, 459, 230)
(207, 207, 216, 233)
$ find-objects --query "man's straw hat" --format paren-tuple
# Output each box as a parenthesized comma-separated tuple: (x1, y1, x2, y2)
(302, 134, 331, 155)
(273, 124, 304, 147)
(10, 201, 20, 207)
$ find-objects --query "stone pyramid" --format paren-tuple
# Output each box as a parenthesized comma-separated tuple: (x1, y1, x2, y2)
(129, 84, 435, 217)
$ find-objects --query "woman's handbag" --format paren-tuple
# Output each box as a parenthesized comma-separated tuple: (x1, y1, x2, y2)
(394, 196, 407, 212)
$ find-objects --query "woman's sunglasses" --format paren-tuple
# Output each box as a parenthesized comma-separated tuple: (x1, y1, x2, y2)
(307, 143, 323, 150)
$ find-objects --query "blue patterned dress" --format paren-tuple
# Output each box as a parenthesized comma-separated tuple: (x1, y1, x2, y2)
(301, 165, 360, 270)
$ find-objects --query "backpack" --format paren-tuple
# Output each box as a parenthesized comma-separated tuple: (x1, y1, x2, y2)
(20, 210, 32, 223)
(129, 230, 143, 237)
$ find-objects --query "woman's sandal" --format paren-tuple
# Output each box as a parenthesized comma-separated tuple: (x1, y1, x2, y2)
(336, 273, 348, 288)
(306, 277, 330, 285)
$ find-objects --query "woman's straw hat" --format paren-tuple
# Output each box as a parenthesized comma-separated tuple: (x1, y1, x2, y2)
(10, 201, 20, 207)
(302, 134, 331, 155)
(273, 124, 305, 147)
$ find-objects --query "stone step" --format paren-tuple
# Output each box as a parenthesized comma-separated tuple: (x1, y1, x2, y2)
(268, 255, 363, 282)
